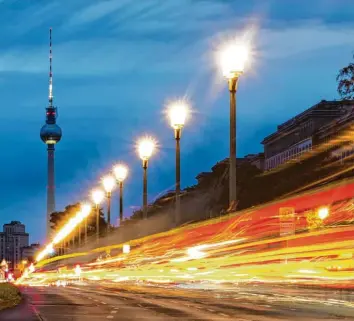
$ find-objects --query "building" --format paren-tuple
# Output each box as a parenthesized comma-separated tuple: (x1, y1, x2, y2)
(244, 153, 265, 171)
(0, 221, 29, 270)
(262, 100, 354, 171)
(21, 243, 40, 263)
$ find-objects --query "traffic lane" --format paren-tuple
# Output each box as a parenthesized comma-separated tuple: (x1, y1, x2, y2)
(1, 285, 117, 321)
(68, 283, 354, 321)
(65, 285, 224, 320)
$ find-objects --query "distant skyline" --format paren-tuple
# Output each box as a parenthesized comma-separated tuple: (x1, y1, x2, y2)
(0, 0, 354, 243)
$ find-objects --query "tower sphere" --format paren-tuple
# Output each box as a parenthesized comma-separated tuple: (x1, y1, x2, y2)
(40, 123, 62, 144)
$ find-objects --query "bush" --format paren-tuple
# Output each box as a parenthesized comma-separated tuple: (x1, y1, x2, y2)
(0, 283, 21, 310)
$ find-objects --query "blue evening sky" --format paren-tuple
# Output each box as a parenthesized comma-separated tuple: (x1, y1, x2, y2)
(0, 0, 353, 243)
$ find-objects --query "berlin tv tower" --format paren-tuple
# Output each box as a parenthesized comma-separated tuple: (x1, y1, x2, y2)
(40, 28, 62, 240)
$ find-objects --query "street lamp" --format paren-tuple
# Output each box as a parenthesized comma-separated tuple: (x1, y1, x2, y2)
(81, 203, 92, 245)
(167, 100, 189, 225)
(91, 189, 104, 243)
(137, 136, 156, 219)
(113, 164, 128, 226)
(218, 41, 249, 211)
(102, 175, 116, 234)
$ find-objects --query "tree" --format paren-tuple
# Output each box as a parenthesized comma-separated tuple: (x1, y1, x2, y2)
(337, 54, 354, 99)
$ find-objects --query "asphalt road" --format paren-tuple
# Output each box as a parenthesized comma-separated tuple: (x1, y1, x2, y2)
(1, 284, 354, 320)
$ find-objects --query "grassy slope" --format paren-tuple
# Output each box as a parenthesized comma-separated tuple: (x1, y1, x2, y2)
(0, 283, 21, 311)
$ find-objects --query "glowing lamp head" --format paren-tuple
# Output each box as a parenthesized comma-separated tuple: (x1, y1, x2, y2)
(168, 100, 189, 130)
(123, 244, 130, 254)
(137, 136, 156, 161)
(91, 189, 104, 205)
(318, 207, 329, 220)
(113, 164, 128, 182)
(219, 42, 249, 79)
(102, 175, 116, 193)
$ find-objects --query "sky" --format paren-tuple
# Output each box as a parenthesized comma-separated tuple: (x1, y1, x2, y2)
(0, 0, 354, 243)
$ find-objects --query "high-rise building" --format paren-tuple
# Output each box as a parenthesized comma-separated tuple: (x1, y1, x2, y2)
(40, 28, 62, 240)
(0, 221, 29, 270)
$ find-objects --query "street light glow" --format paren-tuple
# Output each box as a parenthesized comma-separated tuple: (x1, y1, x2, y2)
(219, 41, 249, 79)
(102, 175, 116, 193)
(113, 164, 128, 182)
(168, 100, 189, 130)
(318, 207, 329, 220)
(123, 244, 130, 254)
(91, 189, 104, 205)
(137, 136, 156, 160)
(81, 203, 92, 216)
(75, 264, 82, 276)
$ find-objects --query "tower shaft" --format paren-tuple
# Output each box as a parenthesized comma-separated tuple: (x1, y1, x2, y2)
(47, 144, 55, 240)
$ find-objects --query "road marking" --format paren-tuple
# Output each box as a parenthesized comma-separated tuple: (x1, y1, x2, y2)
(102, 302, 107, 304)
(218, 313, 229, 317)
(207, 309, 215, 312)
(111, 311, 117, 314)
(107, 316, 113, 319)
(114, 307, 119, 310)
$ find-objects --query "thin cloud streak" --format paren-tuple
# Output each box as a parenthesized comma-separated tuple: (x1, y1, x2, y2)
(0, 23, 353, 76)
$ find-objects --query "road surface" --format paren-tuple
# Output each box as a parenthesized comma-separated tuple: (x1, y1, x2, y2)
(1, 283, 354, 320)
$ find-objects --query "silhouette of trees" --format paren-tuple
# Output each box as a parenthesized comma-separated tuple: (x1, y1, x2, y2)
(337, 54, 354, 99)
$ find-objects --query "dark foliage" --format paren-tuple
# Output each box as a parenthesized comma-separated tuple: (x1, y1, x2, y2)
(337, 54, 354, 99)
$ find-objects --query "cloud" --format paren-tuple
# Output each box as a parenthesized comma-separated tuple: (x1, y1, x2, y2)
(1, 1, 354, 78)
(0, 19, 353, 78)
(259, 22, 354, 59)
(66, 0, 131, 27)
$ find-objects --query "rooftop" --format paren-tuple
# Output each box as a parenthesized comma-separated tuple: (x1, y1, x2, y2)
(261, 100, 352, 145)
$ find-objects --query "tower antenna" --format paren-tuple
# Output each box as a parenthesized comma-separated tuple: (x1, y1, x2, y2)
(48, 27, 53, 106)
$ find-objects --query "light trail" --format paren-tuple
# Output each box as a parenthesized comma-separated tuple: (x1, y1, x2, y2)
(18, 178, 354, 290)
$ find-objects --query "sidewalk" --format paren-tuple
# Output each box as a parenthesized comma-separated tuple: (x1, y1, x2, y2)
(0, 290, 40, 321)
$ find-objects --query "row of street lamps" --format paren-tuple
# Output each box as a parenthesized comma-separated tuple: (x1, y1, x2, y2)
(89, 99, 190, 245)
(38, 39, 250, 261)
(85, 41, 250, 242)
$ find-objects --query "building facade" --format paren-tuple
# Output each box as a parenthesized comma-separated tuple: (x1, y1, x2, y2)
(21, 243, 40, 262)
(262, 100, 354, 171)
(0, 221, 29, 270)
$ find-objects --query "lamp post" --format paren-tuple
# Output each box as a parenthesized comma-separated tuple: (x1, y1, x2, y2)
(113, 164, 128, 226)
(167, 100, 189, 226)
(81, 203, 92, 245)
(137, 137, 156, 219)
(219, 42, 249, 211)
(78, 224, 81, 247)
(102, 175, 116, 234)
(91, 189, 104, 243)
